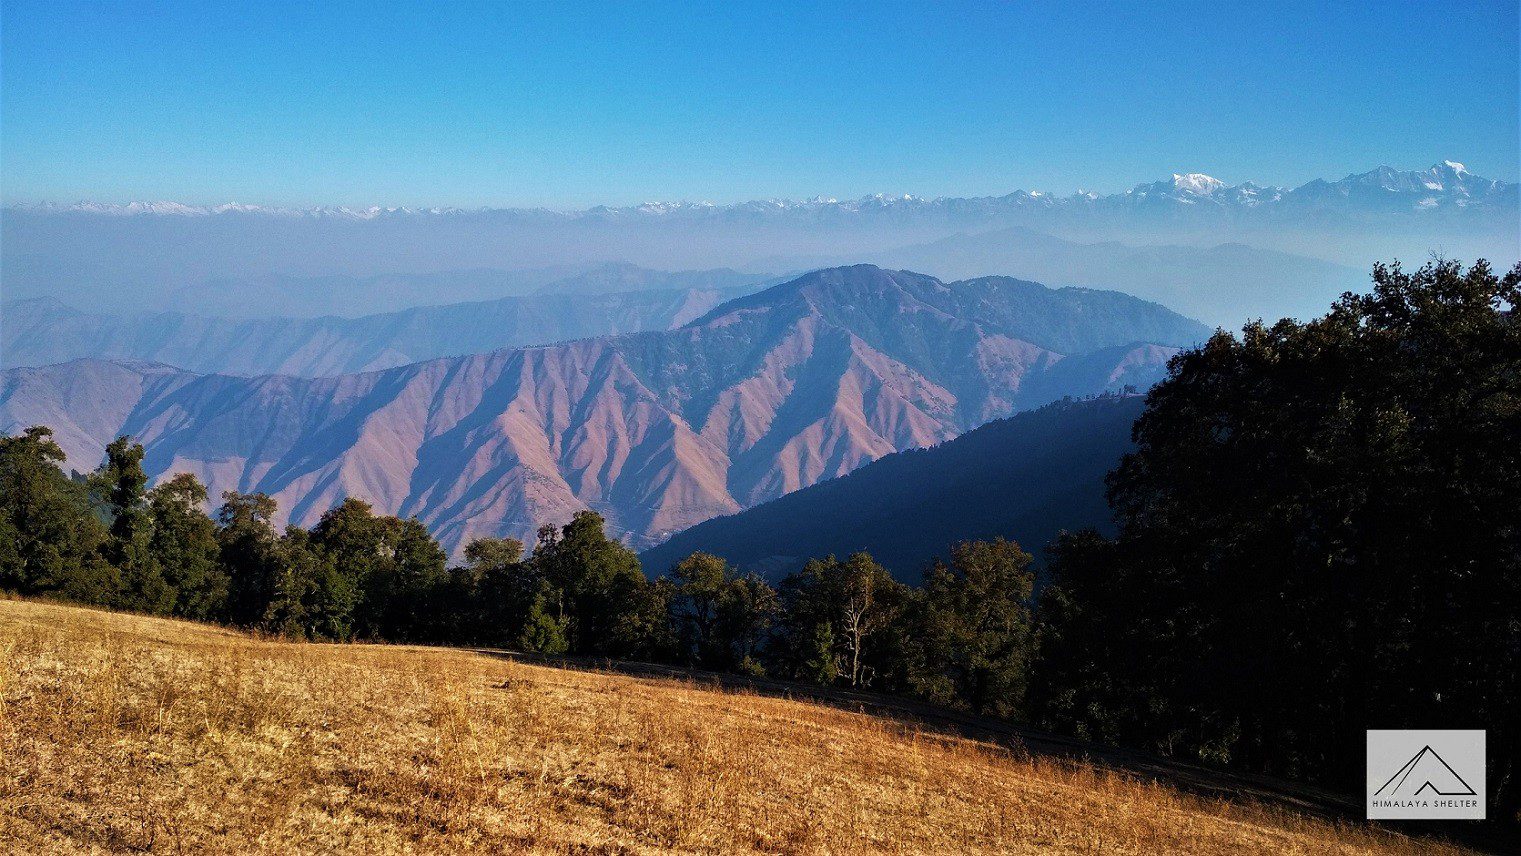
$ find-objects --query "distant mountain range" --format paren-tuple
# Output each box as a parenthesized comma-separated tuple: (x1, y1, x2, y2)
(16, 161, 1513, 220)
(5, 161, 1513, 321)
(2, 265, 778, 376)
(1, 266, 1204, 554)
(641, 395, 1146, 582)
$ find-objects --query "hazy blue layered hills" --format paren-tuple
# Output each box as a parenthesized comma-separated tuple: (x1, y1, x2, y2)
(1, 259, 776, 320)
(641, 395, 1146, 581)
(1, 266, 1203, 554)
(6, 162, 1512, 319)
(2, 273, 771, 377)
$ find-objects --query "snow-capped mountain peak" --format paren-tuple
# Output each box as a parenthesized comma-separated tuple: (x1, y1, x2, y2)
(1171, 173, 1226, 196)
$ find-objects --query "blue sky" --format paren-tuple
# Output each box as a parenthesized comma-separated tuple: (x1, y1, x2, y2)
(2, 1, 1516, 208)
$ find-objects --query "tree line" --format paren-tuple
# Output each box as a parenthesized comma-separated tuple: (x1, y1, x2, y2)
(0, 425, 1039, 715)
(2, 260, 1516, 823)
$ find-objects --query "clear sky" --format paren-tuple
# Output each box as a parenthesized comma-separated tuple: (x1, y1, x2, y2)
(2, 0, 1516, 208)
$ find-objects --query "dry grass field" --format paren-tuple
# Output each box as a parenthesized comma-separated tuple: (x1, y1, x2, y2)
(0, 597, 1470, 855)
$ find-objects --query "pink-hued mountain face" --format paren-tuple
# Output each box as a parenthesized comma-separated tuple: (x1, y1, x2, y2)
(1, 266, 1196, 553)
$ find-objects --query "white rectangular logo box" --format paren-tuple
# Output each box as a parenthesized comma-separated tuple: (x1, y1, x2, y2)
(1367, 730, 1485, 820)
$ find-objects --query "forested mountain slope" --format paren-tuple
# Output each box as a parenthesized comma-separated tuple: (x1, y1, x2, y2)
(642, 395, 1145, 580)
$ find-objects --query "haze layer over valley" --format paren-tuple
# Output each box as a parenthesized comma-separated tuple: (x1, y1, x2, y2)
(6, 162, 1514, 327)
(2, 264, 780, 376)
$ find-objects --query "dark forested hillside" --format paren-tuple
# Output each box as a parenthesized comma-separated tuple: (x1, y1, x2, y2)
(1030, 260, 1521, 824)
(641, 395, 1145, 581)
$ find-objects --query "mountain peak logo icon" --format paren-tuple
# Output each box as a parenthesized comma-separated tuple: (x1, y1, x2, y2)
(1374, 745, 1477, 797)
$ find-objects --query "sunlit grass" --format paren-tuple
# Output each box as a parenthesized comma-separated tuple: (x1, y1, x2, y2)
(0, 597, 1464, 854)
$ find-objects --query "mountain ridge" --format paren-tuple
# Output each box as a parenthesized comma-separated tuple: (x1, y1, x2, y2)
(1, 266, 1201, 555)
(9, 161, 1511, 319)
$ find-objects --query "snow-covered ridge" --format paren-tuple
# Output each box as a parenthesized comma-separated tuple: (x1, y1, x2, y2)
(1171, 173, 1227, 196)
(9, 161, 1513, 219)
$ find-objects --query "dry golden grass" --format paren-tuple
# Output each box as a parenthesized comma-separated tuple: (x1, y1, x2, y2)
(0, 598, 1467, 855)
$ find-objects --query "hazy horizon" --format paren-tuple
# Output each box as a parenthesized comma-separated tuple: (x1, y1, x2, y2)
(2, 157, 1509, 211)
(5, 157, 1508, 211)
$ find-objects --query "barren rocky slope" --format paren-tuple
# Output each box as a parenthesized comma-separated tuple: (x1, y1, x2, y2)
(1, 266, 1204, 552)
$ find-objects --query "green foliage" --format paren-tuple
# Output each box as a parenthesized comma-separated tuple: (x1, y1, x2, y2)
(797, 621, 839, 686)
(1030, 260, 1521, 819)
(671, 552, 728, 664)
(147, 473, 227, 620)
(529, 511, 649, 655)
(518, 589, 569, 655)
(456, 536, 531, 646)
(670, 552, 779, 672)
(95, 437, 173, 614)
(265, 527, 359, 640)
(717, 572, 778, 673)
(217, 491, 283, 626)
(11, 258, 1509, 821)
(774, 553, 909, 688)
(608, 574, 678, 661)
(308, 499, 450, 641)
(907, 539, 1036, 717)
(0, 426, 115, 602)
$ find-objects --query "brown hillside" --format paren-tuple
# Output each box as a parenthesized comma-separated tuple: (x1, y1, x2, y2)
(0, 598, 1463, 854)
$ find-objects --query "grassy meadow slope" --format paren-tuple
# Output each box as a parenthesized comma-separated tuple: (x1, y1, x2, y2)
(0, 598, 1465, 855)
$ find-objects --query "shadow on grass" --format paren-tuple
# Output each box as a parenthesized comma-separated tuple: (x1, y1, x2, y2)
(472, 647, 1514, 855)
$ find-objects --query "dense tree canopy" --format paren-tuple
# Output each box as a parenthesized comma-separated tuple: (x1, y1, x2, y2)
(773, 552, 911, 688)
(670, 552, 778, 673)
(1031, 260, 1521, 820)
(0, 426, 113, 601)
(95, 436, 171, 614)
(907, 539, 1036, 717)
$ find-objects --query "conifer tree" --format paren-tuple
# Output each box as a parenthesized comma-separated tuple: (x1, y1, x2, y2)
(95, 436, 172, 614)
